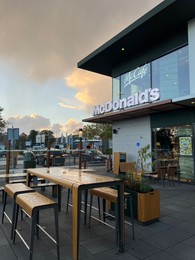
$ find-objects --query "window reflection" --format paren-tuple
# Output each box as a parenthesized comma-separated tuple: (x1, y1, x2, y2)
(152, 45, 189, 100)
(113, 45, 190, 102)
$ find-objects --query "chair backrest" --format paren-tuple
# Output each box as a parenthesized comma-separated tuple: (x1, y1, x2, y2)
(167, 165, 177, 177)
(159, 166, 167, 178)
(119, 162, 136, 174)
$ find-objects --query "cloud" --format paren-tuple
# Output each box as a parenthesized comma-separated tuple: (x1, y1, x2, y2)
(7, 114, 83, 135)
(58, 102, 81, 110)
(65, 69, 111, 110)
(7, 114, 51, 135)
(51, 119, 83, 136)
(1, 0, 163, 132)
(0, 0, 163, 83)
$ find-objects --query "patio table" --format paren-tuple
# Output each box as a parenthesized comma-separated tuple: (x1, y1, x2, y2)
(26, 167, 124, 260)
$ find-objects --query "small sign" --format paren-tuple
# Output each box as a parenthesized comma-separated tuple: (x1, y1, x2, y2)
(136, 142, 140, 147)
(7, 128, 19, 140)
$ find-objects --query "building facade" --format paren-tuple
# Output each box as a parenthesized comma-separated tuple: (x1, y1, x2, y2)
(78, 0, 195, 182)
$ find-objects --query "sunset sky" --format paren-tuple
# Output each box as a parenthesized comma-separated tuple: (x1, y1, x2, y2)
(0, 0, 163, 136)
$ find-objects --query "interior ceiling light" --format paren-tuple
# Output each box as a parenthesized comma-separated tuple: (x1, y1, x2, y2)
(121, 47, 125, 51)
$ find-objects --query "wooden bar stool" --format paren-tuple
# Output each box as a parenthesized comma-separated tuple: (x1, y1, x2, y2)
(1, 183, 35, 239)
(13, 192, 60, 260)
(89, 187, 135, 241)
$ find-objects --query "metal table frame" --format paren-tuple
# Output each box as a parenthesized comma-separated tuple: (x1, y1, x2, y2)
(26, 167, 124, 260)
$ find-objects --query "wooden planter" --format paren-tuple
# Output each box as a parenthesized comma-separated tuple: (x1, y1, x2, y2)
(123, 188, 160, 225)
(137, 189, 160, 224)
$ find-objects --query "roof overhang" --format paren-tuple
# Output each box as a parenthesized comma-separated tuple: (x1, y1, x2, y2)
(82, 100, 187, 124)
(78, 0, 195, 77)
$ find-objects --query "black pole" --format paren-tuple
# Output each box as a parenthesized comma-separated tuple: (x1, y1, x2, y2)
(79, 137, 82, 169)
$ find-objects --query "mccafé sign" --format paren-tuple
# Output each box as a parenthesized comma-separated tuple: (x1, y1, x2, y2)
(93, 88, 160, 116)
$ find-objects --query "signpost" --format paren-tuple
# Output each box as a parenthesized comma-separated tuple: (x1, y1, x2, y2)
(7, 128, 19, 173)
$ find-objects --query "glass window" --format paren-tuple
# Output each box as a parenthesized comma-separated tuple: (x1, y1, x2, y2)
(152, 45, 189, 100)
(120, 63, 151, 99)
(112, 77, 120, 101)
(112, 45, 190, 105)
(178, 46, 190, 96)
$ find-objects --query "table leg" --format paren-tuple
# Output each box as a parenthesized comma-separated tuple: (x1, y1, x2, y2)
(117, 182, 124, 252)
(72, 184, 81, 260)
(84, 190, 88, 225)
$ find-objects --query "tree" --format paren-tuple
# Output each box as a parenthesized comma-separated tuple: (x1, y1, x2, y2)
(16, 133, 27, 150)
(40, 130, 55, 147)
(0, 107, 6, 133)
(83, 123, 112, 149)
(28, 130, 38, 147)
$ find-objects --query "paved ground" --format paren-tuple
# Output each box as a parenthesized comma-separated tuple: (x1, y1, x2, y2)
(1, 165, 195, 259)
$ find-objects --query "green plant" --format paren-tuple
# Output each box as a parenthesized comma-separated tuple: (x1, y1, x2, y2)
(118, 144, 154, 193)
(120, 171, 153, 193)
(137, 144, 152, 172)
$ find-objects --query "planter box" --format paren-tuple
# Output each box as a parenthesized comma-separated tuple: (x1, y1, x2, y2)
(137, 189, 160, 224)
(124, 188, 160, 225)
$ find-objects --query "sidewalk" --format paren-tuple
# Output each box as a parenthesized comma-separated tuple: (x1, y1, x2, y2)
(1, 165, 195, 259)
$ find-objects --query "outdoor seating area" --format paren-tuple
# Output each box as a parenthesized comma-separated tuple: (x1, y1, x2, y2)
(1, 165, 195, 260)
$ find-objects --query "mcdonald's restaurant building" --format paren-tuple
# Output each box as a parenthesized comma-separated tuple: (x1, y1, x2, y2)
(78, 0, 195, 182)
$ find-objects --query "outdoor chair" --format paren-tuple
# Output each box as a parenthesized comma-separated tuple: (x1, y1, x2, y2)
(167, 164, 179, 186)
(1, 183, 35, 239)
(159, 166, 168, 187)
(89, 187, 135, 242)
(13, 191, 60, 260)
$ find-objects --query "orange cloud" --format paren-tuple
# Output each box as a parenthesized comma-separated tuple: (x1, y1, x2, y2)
(65, 69, 111, 110)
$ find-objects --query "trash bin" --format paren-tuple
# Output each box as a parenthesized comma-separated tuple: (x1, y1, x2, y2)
(23, 151, 36, 169)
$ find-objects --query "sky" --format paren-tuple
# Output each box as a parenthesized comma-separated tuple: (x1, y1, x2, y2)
(0, 0, 163, 137)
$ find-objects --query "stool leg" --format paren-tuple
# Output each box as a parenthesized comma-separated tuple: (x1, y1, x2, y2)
(57, 185, 61, 212)
(54, 205, 60, 260)
(35, 211, 39, 238)
(129, 195, 135, 239)
(11, 200, 17, 239)
(2, 189, 4, 203)
(1, 192, 7, 223)
(29, 210, 36, 260)
(102, 199, 106, 222)
(13, 204, 19, 244)
(88, 194, 93, 227)
(97, 197, 101, 220)
(52, 185, 57, 198)
(115, 202, 119, 244)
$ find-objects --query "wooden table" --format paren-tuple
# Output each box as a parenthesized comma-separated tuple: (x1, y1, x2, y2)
(26, 167, 124, 260)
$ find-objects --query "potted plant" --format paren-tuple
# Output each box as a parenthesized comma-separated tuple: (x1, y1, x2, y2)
(119, 145, 160, 225)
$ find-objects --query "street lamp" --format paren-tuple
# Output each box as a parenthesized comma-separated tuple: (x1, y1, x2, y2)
(78, 128, 83, 169)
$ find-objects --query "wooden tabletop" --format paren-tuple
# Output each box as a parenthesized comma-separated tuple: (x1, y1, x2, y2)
(27, 167, 121, 187)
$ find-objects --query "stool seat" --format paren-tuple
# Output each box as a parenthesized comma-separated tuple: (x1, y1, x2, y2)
(89, 187, 135, 240)
(91, 187, 130, 203)
(4, 183, 33, 199)
(16, 192, 57, 216)
(2, 183, 35, 240)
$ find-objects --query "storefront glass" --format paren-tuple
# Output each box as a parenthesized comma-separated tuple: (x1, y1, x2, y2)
(152, 45, 190, 100)
(113, 45, 190, 103)
(152, 125, 194, 182)
(112, 76, 120, 102)
(120, 63, 151, 98)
